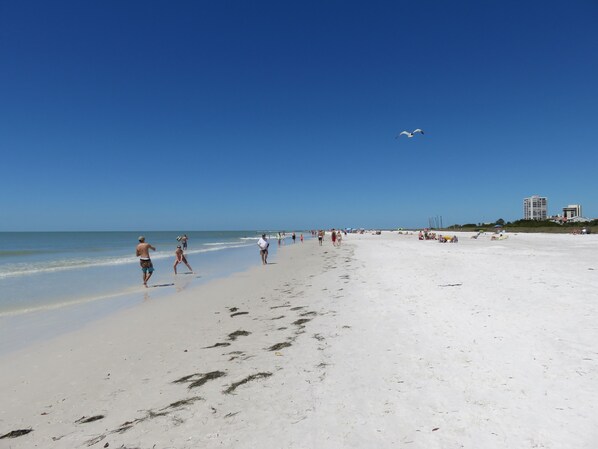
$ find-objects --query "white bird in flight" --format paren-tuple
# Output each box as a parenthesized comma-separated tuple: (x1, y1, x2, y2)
(396, 129, 424, 138)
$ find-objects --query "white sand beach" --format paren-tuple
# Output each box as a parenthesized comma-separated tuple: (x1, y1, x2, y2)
(1, 232, 598, 448)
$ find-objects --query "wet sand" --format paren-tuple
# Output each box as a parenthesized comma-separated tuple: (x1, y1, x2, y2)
(1, 232, 597, 448)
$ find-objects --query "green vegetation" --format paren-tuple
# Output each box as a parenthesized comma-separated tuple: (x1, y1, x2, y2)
(448, 218, 597, 234)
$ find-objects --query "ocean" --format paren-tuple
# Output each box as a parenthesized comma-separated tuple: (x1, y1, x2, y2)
(0, 231, 285, 354)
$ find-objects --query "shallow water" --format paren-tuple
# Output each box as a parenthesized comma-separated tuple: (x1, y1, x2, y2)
(0, 231, 286, 354)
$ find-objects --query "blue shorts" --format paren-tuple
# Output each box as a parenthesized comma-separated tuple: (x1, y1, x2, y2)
(140, 259, 154, 274)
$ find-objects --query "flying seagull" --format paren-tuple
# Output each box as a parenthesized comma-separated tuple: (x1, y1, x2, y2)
(396, 129, 424, 139)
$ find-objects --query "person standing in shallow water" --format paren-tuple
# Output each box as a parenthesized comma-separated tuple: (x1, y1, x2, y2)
(173, 245, 193, 274)
(257, 234, 269, 265)
(181, 234, 188, 250)
(136, 236, 156, 287)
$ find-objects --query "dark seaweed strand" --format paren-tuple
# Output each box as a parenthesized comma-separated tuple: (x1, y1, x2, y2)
(188, 371, 226, 389)
(0, 429, 33, 439)
(224, 372, 272, 394)
(267, 342, 292, 351)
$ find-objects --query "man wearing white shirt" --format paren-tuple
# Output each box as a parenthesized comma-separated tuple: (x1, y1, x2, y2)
(257, 234, 269, 265)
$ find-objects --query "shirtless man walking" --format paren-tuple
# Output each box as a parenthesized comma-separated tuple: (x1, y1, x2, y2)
(136, 236, 156, 287)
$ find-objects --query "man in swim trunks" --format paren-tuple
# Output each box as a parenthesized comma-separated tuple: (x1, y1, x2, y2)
(181, 234, 188, 250)
(173, 245, 193, 274)
(136, 236, 156, 287)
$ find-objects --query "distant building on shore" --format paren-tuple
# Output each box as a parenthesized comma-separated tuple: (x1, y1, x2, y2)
(523, 195, 547, 220)
(563, 204, 582, 220)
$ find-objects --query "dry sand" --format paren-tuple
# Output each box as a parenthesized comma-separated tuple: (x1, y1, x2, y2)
(1, 232, 598, 448)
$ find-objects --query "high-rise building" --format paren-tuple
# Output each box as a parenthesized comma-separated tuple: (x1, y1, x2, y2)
(563, 204, 582, 220)
(523, 195, 547, 220)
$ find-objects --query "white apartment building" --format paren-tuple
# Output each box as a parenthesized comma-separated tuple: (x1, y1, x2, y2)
(563, 204, 582, 220)
(523, 195, 547, 220)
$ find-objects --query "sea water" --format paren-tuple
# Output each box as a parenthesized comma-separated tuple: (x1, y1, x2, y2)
(0, 231, 284, 354)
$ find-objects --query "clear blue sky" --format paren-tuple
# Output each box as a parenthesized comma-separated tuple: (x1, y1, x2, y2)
(1, 1, 597, 231)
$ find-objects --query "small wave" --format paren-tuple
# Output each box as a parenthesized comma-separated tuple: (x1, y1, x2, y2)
(0, 249, 64, 257)
(0, 243, 253, 279)
(0, 287, 143, 318)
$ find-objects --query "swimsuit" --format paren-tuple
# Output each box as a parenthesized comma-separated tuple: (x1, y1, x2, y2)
(140, 258, 154, 273)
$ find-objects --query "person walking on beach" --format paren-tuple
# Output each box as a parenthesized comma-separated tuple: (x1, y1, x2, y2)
(292, 232, 296, 243)
(257, 234, 269, 265)
(331, 228, 337, 246)
(336, 229, 342, 247)
(318, 230, 324, 246)
(136, 236, 156, 287)
(181, 234, 188, 250)
(173, 245, 193, 274)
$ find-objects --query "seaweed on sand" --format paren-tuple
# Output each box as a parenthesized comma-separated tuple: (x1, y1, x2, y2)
(160, 396, 203, 410)
(188, 371, 226, 389)
(75, 415, 104, 424)
(270, 304, 290, 309)
(267, 342, 292, 351)
(227, 330, 251, 341)
(230, 311, 249, 317)
(0, 429, 33, 439)
(223, 372, 272, 394)
(84, 434, 106, 446)
(114, 421, 136, 433)
(203, 342, 231, 348)
(173, 373, 198, 384)
(292, 318, 311, 326)
(172, 371, 226, 389)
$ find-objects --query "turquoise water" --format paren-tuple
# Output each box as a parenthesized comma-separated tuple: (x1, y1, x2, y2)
(0, 231, 285, 354)
(0, 231, 276, 315)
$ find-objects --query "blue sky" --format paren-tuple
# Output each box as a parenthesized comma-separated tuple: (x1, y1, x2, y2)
(1, 1, 597, 231)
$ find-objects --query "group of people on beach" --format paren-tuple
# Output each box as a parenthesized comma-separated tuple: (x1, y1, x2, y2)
(135, 235, 193, 287)
(418, 229, 458, 243)
(330, 229, 343, 246)
(257, 228, 344, 268)
(137, 228, 343, 287)
(314, 229, 345, 247)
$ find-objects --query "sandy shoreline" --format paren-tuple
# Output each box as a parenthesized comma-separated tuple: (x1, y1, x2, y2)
(2, 232, 598, 448)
